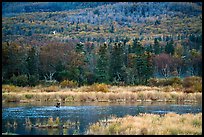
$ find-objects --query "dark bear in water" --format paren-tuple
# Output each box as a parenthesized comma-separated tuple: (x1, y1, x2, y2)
(56, 102, 61, 108)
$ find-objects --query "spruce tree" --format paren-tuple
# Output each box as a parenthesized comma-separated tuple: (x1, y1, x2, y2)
(109, 42, 124, 83)
(153, 38, 161, 55)
(96, 43, 109, 83)
(26, 47, 39, 76)
(165, 39, 174, 55)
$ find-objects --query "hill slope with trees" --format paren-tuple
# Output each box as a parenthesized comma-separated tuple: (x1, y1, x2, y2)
(2, 2, 202, 86)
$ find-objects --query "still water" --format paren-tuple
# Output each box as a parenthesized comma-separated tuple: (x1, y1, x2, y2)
(2, 102, 202, 135)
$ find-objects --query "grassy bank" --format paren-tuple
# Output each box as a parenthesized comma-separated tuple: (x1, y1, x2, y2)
(2, 84, 202, 103)
(86, 112, 202, 135)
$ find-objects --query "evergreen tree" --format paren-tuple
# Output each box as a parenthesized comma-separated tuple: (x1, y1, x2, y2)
(134, 40, 146, 84)
(75, 42, 87, 85)
(131, 37, 140, 53)
(75, 42, 84, 53)
(96, 43, 109, 83)
(109, 42, 125, 83)
(165, 39, 175, 55)
(26, 47, 39, 76)
(153, 38, 161, 54)
(129, 38, 153, 84)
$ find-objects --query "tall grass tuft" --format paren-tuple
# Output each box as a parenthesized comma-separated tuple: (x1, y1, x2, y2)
(25, 118, 32, 127)
(86, 113, 202, 135)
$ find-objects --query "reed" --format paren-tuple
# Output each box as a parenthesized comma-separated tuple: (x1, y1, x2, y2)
(86, 112, 202, 135)
(23, 117, 79, 129)
(2, 85, 202, 103)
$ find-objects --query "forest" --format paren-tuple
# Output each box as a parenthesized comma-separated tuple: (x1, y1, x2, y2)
(2, 2, 202, 87)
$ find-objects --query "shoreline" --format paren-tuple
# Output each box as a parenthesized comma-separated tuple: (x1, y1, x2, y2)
(2, 85, 202, 104)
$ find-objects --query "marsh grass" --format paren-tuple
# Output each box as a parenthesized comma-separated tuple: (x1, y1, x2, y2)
(86, 112, 202, 135)
(2, 84, 202, 103)
(3, 93, 21, 102)
(23, 117, 79, 129)
(25, 118, 32, 127)
(2, 85, 21, 92)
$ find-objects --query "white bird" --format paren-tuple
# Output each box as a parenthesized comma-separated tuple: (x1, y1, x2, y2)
(53, 31, 56, 35)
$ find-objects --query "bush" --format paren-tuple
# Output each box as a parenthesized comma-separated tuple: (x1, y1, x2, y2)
(147, 78, 159, 86)
(25, 94, 33, 99)
(168, 77, 182, 85)
(60, 80, 78, 88)
(28, 75, 39, 86)
(10, 75, 28, 87)
(90, 83, 109, 92)
(183, 76, 202, 93)
(183, 76, 202, 88)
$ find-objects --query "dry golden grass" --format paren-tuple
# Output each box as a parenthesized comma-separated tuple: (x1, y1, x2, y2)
(86, 112, 202, 135)
(109, 85, 161, 93)
(2, 84, 202, 103)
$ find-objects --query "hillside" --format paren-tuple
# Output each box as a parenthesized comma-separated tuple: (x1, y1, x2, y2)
(2, 2, 202, 86)
(2, 2, 116, 17)
(2, 2, 202, 44)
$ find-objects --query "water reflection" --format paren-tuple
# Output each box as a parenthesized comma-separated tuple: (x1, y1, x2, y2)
(2, 102, 202, 135)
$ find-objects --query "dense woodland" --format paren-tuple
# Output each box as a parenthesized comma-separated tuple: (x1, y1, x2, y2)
(2, 2, 202, 86)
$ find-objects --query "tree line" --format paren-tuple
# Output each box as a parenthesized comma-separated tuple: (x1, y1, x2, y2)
(2, 35, 202, 87)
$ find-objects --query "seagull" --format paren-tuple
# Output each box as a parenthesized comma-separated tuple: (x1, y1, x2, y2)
(53, 31, 56, 35)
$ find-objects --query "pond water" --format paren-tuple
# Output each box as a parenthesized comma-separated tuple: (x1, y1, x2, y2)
(2, 102, 202, 135)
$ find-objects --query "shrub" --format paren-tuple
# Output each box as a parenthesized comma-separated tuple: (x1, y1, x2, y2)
(25, 94, 33, 99)
(10, 75, 28, 87)
(147, 78, 159, 86)
(183, 76, 202, 93)
(168, 77, 182, 85)
(90, 83, 109, 92)
(60, 80, 78, 88)
(183, 76, 202, 88)
(28, 75, 39, 86)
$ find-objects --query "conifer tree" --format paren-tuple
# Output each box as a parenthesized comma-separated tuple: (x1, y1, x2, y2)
(26, 46, 39, 76)
(153, 38, 161, 55)
(109, 42, 124, 83)
(96, 43, 109, 83)
(165, 39, 175, 55)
